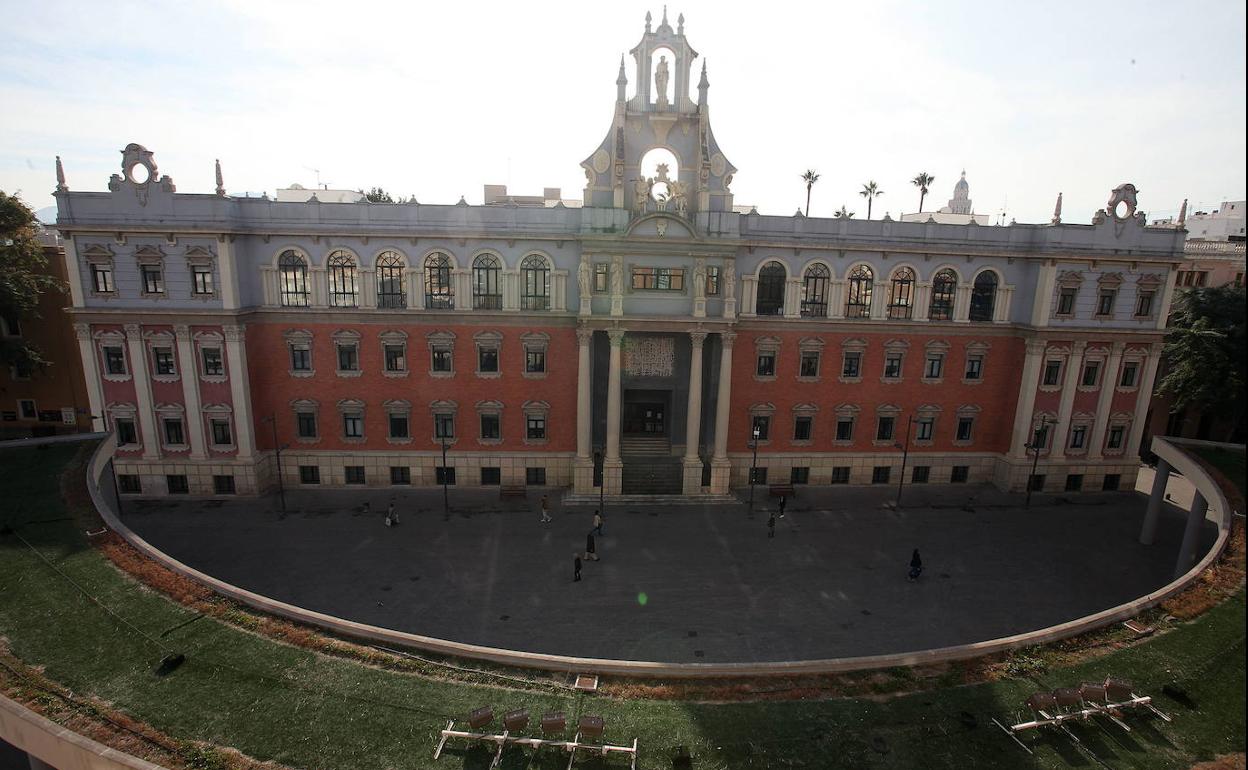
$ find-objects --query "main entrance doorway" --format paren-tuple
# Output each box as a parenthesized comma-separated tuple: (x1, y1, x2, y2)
(623, 402, 666, 435)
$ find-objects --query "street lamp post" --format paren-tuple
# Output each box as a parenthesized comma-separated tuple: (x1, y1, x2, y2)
(440, 432, 450, 519)
(262, 415, 287, 517)
(895, 416, 916, 509)
(748, 426, 760, 515)
(1024, 415, 1050, 510)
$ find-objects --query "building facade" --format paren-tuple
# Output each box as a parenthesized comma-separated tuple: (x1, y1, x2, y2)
(53, 13, 1185, 499)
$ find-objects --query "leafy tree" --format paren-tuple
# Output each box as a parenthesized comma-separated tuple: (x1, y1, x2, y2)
(859, 180, 883, 220)
(361, 187, 395, 203)
(911, 172, 935, 212)
(1, 191, 63, 368)
(801, 169, 820, 217)
(833, 205, 855, 219)
(1157, 286, 1246, 441)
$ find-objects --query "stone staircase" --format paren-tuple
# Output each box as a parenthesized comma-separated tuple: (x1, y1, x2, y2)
(619, 435, 681, 495)
(620, 436, 672, 456)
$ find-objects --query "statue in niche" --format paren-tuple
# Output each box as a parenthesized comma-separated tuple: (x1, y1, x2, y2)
(577, 257, 592, 298)
(723, 265, 736, 298)
(632, 176, 653, 213)
(668, 179, 689, 216)
(693, 259, 707, 296)
(610, 259, 624, 295)
(655, 55, 670, 107)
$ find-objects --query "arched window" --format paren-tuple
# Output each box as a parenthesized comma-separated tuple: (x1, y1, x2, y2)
(521, 255, 551, 311)
(327, 251, 358, 307)
(472, 254, 502, 310)
(929, 269, 957, 321)
(845, 265, 873, 318)
(376, 251, 407, 309)
(278, 251, 309, 307)
(969, 271, 998, 322)
(800, 264, 830, 317)
(887, 267, 916, 319)
(756, 262, 786, 316)
(424, 253, 454, 310)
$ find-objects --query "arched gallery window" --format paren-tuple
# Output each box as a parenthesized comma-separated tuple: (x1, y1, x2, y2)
(800, 264, 829, 317)
(327, 251, 358, 307)
(278, 251, 309, 307)
(929, 269, 957, 320)
(969, 271, 998, 322)
(887, 267, 915, 319)
(756, 262, 786, 316)
(472, 254, 502, 310)
(845, 265, 873, 318)
(376, 251, 407, 309)
(520, 255, 551, 311)
(424, 253, 454, 310)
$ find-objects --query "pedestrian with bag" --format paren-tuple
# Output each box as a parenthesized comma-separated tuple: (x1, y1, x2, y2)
(585, 532, 599, 561)
(907, 548, 923, 581)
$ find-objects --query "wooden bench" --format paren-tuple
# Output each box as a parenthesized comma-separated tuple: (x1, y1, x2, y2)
(499, 484, 527, 499)
(768, 484, 794, 498)
(434, 708, 637, 770)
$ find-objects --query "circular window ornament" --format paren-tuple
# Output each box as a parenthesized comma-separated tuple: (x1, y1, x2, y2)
(128, 162, 152, 185)
(1106, 183, 1139, 222)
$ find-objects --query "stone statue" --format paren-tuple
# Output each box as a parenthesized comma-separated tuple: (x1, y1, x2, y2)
(655, 55, 670, 107)
(610, 258, 624, 295)
(577, 257, 592, 297)
(723, 264, 736, 298)
(668, 179, 689, 215)
(633, 176, 652, 213)
(693, 259, 707, 297)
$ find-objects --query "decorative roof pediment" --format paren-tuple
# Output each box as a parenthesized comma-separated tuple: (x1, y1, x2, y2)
(626, 213, 698, 240)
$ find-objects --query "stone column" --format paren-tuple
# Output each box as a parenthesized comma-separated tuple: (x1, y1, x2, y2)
(174, 325, 207, 459)
(1031, 261, 1057, 327)
(739, 276, 757, 317)
(721, 258, 737, 319)
(124, 324, 159, 460)
(358, 269, 377, 309)
(74, 323, 105, 430)
(870, 281, 888, 320)
(309, 267, 328, 307)
(453, 269, 471, 312)
(682, 331, 708, 494)
(994, 285, 1015, 322)
(783, 278, 802, 319)
(1175, 491, 1209, 579)
(1051, 341, 1087, 460)
(223, 324, 255, 460)
(913, 282, 932, 321)
(1009, 339, 1048, 458)
(217, 236, 240, 310)
(710, 331, 736, 494)
(1139, 457, 1171, 545)
(1156, 269, 1179, 331)
(953, 284, 972, 322)
(62, 235, 85, 307)
(1088, 342, 1125, 460)
(603, 328, 625, 494)
(573, 328, 595, 494)
(1127, 343, 1163, 457)
(829, 279, 846, 320)
(609, 256, 624, 317)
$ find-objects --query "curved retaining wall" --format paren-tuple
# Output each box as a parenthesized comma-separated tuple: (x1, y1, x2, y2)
(0, 694, 165, 770)
(84, 433, 1236, 679)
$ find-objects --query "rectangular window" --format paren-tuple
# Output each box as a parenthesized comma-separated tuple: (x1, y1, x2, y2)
(883, 354, 902, 379)
(1097, 290, 1116, 316)
(1082, 361, 1101, 387)
(434, 414, 455, 439)
(18, 399, 37, 419)
(389, 414, 409, 439)
(799, 352, 820, 378)
(964, 355, 983, 380)
(480, 467, 501, 485)
(390, 466, 411, 485)
(153, 347, 176, 376)
(290, 345, 311, 372)
(916, 418, 934, 441)
(299, 465, 320, 484)
(876, 416, 895, 441)
(384, 344, 406, 372)
(192, 266, 214, 295)
(830, 467, 851, 484)
(751, 415, 770, 441)
(951, 465, 970, 483)
(871, 466, 891, 484)
(1043, 359, 1062, 386)
(706, 265, 720, 296)
(296, 412, 317, 438)
(166, 474, 189, 494)
(1070, 425, 1087, 449)
(956, 417, 974, 441)
(104, 346, 127, 375)
(1032, 425, 1050, 451)
(526, 415, 546, 440)
(1120, 362, 1139, 387)
(525, 349, 546, 373)
(118, 474, 142, 493)
(337, 344, 359, 372)
(924, 354, 944, 379)
(431, 347, 453, 372)
(345, 466, 366, 485)
(1028, 474, 1046, 491)
(1056, 287, 1077, 315)
(1135, 291, 1154, 317)
(1102, 474, 1121, 491)
(212, 475, 235, 495)
(793, 416, 812, 441)
(201, 347, 223, 376)
(211, 419, 232, 446)
(163, 418, 184, 445)
(756, 353, 776, 377)
(835, 418, 854, 441)
(480, 413, 500, 440)
(1065, 473, 1084, 492)
(911, 466, 930, 484)
(790, 466, 810, 484)
(842, 352, 861, 378)
(593, 263, 609, 292)
(748, 467, 768, 485)
(478, 347, 499, 373)
(630, 266, 685, 291)
(435, 466, 457, 485)
(141, 265, 164, 294)
(91, 264, 114, 293)
(525, 467, 547, 485)
(115, 418, 137, 445)
(343, 414, 363, 438)
(1107, 425, 1125, 449)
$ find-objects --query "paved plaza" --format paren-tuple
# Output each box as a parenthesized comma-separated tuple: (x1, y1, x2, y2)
(120, 477, 1217, 664)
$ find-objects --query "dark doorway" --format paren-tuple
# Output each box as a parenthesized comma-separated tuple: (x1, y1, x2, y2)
(624, 402, 666, 435)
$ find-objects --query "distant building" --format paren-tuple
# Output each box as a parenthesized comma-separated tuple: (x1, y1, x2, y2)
(483, 185, 581, 208)
(275, 185, 364, 204)
(900, 172, 990, 225)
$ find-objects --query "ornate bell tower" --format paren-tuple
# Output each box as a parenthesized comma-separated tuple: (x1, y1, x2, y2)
(580, 9, 737, 216)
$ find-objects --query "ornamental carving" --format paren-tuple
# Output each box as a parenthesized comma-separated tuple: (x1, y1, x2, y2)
(623, 336, 675, 377)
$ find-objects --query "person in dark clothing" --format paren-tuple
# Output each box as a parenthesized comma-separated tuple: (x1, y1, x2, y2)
(778, 495, 786, 519)
(908, 548, 923, 581)
(593, 510, 604, 535)
(573, 554, 582, 582)
(767, 511, 776, 538)
(585, 532, 599, 561)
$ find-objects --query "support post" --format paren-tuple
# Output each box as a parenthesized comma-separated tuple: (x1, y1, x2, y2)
(710, 331, 736, 494)
(1175, 491, 1209, 578)
(682, 331, 707, 495)
(1140, 458, 1171, 545)
(573, 328, 595, 493)
(603, 329, 625, 494)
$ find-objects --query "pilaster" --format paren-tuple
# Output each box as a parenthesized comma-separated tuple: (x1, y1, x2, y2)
(1031, 261, 1057, 327)
(1087, 342, 1125, 460)
(73, 323, 104, 430)
(223, 324, 255, 459)
(869, 281, 888, 320)
(710, 331, 735, 494)
(682, 331, 708, 494)
(603, 328, 626, 494)
(953, 284, 972, 322)
(124, 324, 159, 460)
(174, 325, 207, 459)
(62, 235, 85, 307)
(913, 281, 931, 321)
(1127, 343, 1163, 456)
(217, 236, 240, 310)
(573, 328, 595, 494)
(1051, 341, 1088, 460)
(1009, 338, 1048, 458)
(783, 278, 802, 319)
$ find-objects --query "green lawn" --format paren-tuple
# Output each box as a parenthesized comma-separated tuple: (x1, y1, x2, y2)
(0, 443, 1243, 769)
(1196, 446, 1247, 499)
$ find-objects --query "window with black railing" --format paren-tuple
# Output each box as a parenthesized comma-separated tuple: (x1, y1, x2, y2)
(521, 254, 550, 310)
(278, 251, 310, 307)
(887, 267, 915, 319)
(472, 254, 502, 309)
(801, 263, 829, 317)
(845, 265, 873, 318)
(929, 269, 956, 320)
(327, 251, 358, 307)
(376, 251, 407, 309)
(756, 262, 785, 315)
(424, 253, 454, 309)
(969, 271, 998, 322)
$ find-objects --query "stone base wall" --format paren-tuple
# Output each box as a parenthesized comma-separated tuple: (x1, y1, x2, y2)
(993, 457, 1142, 494)
(727, 452, 999, 487)
(114, 459, 260, 496)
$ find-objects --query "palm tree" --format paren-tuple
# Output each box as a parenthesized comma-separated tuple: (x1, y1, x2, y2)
(859, 181, 883, 220)
(833, 205, 855, 219)
(801, 170, 820, 216)
(911, 172, 935, 213)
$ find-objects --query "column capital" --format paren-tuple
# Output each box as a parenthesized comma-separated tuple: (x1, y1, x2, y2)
(720, 330, 737, 349)
(73, 322, 93, 341)
(689, 330, 708, 347)
(576, 328, 594, 346)
(123, 323, 142, 339)
(1025, 338, 1048, 355)
(1110, 340, 1126, 355)
(223, 324, 245, 342)
(1071, 340, 1088, 354)
(607, 328, 627, 346)
(174, 324, 192, 341)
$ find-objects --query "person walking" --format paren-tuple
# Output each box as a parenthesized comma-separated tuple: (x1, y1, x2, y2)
(908, 548, 923, 582)
(592, 509, 604, 535)
(573, 554, 582, 582)
(767, 510, 776, 538)
(387, 501, 399, 526)
(540, 495, 552, 523)
(778, 495, 787, 519)
(585, 532, 599, 561)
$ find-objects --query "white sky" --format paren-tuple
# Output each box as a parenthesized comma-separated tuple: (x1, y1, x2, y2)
(2, 0, 1244, 224)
